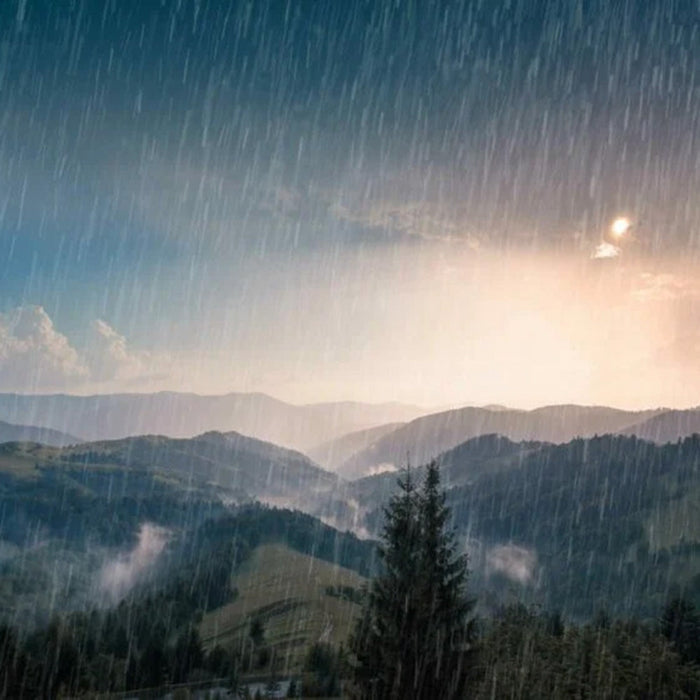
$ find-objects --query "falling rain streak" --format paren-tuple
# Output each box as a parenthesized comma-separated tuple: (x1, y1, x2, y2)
(0, 1, 699, 698)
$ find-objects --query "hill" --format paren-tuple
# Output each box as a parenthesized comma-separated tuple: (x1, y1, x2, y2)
(200, 543, 366, 675)
(5, 423, 700, 626)
(351, 433, 700, 619)
(0, 499, 376, 696)
(0, 430, 339, 512)
(0, 420, 80, 447)
(621, 408, 700, 443)
(0, 392, 424, 452)
(340, 404, 660, 476)
(307, 422, 404, 474)
(347, 434, 544, 525)
(0, 430, 344, 628)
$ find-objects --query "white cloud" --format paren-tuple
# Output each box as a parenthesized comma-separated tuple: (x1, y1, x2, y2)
(98, 523, 170, 602)
(88, 319, 161, 383)
(0, 306, 89, 391)
(592, 241, 621, 259)
(486, 544, 537, 584)
(330, 199, 482, 247)
(0, 306, 170, 392)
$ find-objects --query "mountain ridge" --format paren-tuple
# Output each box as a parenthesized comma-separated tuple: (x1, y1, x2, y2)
(339, 404, 664, 476)
(0, 420, 80, 447)
(0, 391, 425, 453)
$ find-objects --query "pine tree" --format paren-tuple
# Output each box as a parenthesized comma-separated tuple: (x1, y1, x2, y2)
(349, 464, 474, 699)
(414, 462, 475, 698)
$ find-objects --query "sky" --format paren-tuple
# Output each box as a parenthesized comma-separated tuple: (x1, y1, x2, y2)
(1, 0, 700, 409)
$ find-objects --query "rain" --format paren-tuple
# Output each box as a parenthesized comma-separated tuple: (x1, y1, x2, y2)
(0, 0, 700, 697)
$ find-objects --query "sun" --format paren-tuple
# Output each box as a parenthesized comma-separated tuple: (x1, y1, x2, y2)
(610, 217, 632, 238)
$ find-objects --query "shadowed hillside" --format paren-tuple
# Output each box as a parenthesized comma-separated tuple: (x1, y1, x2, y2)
(340, 404, 660, 476)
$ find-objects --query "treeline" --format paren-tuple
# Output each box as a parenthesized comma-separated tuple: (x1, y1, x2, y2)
(468, 600, 700, 698)
(2, 597, 699, 697)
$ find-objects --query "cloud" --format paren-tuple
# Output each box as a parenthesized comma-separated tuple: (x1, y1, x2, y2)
(0, 306, 89, 391)
(88, 319, 165, 383)
(592, 241, 621, 259)
(486, 544, 537, 584)
(98, 523, 170, 601)
(0, 306, 170, 392)
(330, 199, 481, 247)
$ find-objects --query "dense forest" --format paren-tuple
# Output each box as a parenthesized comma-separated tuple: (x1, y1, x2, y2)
(0, 435, 700, 697)
(0, 465, 698, 697)
(355, 434, 700, 619)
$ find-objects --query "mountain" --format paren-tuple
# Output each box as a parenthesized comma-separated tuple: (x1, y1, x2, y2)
(621, 408, 700, 443)
(307, 422, 405, 474)
(339, 404, 661, 476)
(347, 434, 544, 518)
(349, 432, 700, 618)
(0, 420, 80, 447)
(24, 430, 338, 507)
(0, 431, 347, 628)
(4, 423, 700, 625)
(0, 392, 425, 453)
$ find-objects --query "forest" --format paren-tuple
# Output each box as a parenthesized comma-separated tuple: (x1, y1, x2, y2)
(0, 465, 698, 698)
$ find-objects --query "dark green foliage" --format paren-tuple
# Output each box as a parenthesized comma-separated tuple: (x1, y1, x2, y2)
(660, 597, 700, 664)
(350, 464, 474, 699)
(357, 434, 700, 618)
(448, 434, 700, 617)
(172, 626, 204, 683)
(255, 646, 271, 670)
(250, 618, 265, 646)
(469, 603, 700, 698)
(0, 502, 375, 696)
(213, 505, 378, 577)
(302, 642, 345, 696)
(0, 467, 226, 550)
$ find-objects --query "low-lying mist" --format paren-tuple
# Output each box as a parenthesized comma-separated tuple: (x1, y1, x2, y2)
(97, 523, 171, 603)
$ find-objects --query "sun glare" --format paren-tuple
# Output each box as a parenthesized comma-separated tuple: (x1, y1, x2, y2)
(611, 216, 632, 238)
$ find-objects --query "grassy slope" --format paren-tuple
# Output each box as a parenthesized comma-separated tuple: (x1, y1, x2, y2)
(200, 543, 365, 674)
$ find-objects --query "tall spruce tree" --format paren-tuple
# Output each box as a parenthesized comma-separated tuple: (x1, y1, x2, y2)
(349, 463, 474, 699)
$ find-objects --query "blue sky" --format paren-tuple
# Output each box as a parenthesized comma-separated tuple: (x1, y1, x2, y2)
(1, 0, 699, 407)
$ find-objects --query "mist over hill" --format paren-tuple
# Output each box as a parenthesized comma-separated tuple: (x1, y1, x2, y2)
(0, 431, 349, 629)
(347, 432, 700, 618)
(307, 422, 405, 474)
(338, 404, 664, 476)
(0, 392, 424, 453)
(621, 408, 700, 443)
(3, 403, 700, 623)
(0, 420, 80, 447)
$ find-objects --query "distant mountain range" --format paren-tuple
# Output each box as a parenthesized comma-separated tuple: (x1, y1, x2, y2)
(307, 422, 405, 475)
(1, 393, 699, 482)
(0, 420, 80, 447)
(0, 392, 425, 453)
(620, 408, 700, 443)
(2, 422, 700, 620)
(337, 404, 665, 476)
